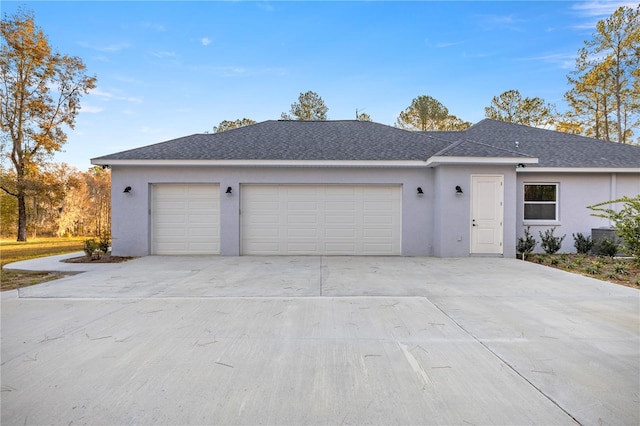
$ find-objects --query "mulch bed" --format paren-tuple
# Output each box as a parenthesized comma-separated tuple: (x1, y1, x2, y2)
(63, 254, 135, 264)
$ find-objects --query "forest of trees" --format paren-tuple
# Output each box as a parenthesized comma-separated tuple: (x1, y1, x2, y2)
(1, 6, 637, 241)
(0, 165, 110, 238)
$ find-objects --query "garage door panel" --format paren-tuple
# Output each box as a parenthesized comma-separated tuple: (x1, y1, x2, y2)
(241, 184, 401, 255)
(288, 228, 318, 238)
(153, 184, 220, 255)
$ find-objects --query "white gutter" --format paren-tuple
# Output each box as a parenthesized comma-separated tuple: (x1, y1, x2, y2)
(425, 156, 539, 167)
(90, 159, 431, 168)
(517, 167, 640, 173)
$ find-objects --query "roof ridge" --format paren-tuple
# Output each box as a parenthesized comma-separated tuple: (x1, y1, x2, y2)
(432, 138, 535, 158)
(460, 138, 535, 157)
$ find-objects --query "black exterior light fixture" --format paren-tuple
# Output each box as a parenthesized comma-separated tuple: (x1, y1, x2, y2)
(455, 185, 463, 194)
(123, 186, 132, 194)
(226, 186, 233, 195)
(417, 187, 424, 195)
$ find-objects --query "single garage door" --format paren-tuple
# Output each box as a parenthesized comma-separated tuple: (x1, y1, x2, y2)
(152, 184, 220, 255)
(241, 184, 401, 255)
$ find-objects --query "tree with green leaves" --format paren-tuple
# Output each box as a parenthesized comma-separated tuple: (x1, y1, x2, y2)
(565, 5, 639, 144)
(589, 195, 640, 264)
(0, 9, 96, 241)
(213, 118, 256, 133)
(396, 95, 470, 131)
(484, 90, 557, 127)
(281, 91, 328, 120)
(356, 110, 371, 121)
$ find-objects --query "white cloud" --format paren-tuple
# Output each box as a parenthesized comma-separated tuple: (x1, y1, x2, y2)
(80, 104, 104, 114)
(520, 53, 577, 70)
(570, 1, 637, 30)
(150, 50, 176, 58)
(201, 37, 212, 46)
(79, 41, 131, 53)
(141, 21, 166, 32)
(572, 1, 636, 17)
(89, 88, 143, 103)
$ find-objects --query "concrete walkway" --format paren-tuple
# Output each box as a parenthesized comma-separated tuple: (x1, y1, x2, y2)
(1, 255, 638, 425)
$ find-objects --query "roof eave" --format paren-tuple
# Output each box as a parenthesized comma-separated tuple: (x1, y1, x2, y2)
(518, 167, 640, 173)
(90, 159, 431, 168)
(425, 156, 539, 167)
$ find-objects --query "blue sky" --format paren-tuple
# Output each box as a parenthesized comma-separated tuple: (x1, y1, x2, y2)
(3, 0, 635, 170)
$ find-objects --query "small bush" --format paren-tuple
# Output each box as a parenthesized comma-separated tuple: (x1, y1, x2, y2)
(539, 227, 566, 254)
(586, 264, 600, 275)
(98, 233, 111, 254)
(594, 237, 619, 257)
(517, 227, 537, 259)
(83, 239, 99, 259)
(613, 263, 628, 275)
(573, 233, 593, 254)
(589, 196, 640, 264)
(550, 257, 560, 265)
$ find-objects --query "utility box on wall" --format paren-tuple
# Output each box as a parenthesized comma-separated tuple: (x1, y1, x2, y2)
(591, 227, 623, 256)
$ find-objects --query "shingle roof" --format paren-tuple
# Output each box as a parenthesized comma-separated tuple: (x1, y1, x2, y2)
(94, 120, 451, 162)
(92, 118, 640, 168)
(463, 119, 640, 168)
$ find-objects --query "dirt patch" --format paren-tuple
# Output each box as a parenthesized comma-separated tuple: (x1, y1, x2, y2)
(0, 270, 75, 292)
(525, 254, 640, 289)
(64, 255, 136, 264)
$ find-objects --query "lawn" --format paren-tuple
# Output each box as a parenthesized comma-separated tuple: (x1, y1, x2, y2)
(0, 237, 85, 291)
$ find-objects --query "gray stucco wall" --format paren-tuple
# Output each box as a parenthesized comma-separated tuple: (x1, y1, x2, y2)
(110, 165, 638, 258)
(516, 172, 640, 254)
(433, 165, 517, 258)
(110, 165, 436, 257)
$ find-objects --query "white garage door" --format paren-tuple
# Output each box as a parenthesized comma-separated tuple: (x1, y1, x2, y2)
(241, 185, 401, 255)
(152, 184, 220, 255)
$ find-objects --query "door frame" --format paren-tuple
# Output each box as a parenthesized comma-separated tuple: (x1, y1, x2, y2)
(470, 174, 504, 254)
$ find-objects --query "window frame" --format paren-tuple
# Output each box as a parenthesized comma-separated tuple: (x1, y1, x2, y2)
(523, 183, 559, 224)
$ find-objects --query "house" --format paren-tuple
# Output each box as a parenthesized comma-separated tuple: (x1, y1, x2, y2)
(91, 119, 640, 258)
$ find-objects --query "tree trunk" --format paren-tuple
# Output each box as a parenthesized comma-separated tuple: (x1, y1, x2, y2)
(17, 191, 27, 241)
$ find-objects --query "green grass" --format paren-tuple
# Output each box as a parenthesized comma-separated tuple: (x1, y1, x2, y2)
(1, 237, 85, 291)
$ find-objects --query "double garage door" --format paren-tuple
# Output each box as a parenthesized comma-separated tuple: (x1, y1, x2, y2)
(152, 184, 401, 255)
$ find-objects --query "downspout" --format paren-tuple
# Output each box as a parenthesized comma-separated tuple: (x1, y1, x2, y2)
(609, 173, 617, 227)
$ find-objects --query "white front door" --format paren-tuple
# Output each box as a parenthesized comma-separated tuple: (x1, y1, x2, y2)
(470, 175, 503, 254)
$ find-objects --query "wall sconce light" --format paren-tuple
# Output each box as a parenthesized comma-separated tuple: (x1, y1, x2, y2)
(455, 185, 463, 194)
(123, 186, 132, 194)
(225, 186, 233, 195)
(417, 187, 424, 195)
(516, 163, 526, 168)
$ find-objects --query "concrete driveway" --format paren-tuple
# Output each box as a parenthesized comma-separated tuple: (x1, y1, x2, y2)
(1, 256, 638, 425)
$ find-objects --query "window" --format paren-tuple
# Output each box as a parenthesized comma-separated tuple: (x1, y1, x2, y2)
(524, 184, 558, 221)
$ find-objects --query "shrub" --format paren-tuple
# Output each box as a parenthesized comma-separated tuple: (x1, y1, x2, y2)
(517, 227, 537, 259)
(98, 232, 111, 254)
(586, 264, 600, 275)
(613, 263, 627, 275)
(594, 237, 619, 257)
(589, 195, 640, 264)
(539, 227, 566, 254)
(572, 232, 593, 254)
(83, 239, 99, 259)
(550, 257, 560, 265)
